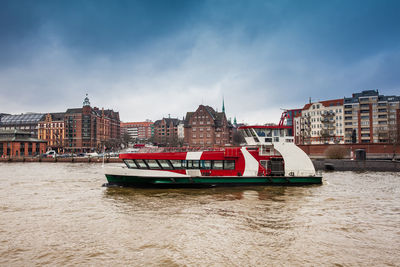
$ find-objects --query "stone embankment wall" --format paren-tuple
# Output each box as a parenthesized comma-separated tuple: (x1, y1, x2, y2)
(299, 143, 400, 158)
(313, 159, 400, 172)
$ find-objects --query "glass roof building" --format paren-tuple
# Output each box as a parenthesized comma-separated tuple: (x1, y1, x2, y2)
(0, 113, 45, 137)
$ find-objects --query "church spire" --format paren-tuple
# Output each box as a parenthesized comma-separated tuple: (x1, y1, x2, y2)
(222, 97, 225, 113)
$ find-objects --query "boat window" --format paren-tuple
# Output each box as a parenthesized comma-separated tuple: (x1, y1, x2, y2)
(280, 129, 285, 137)
(146, 159, 161, 169)
(170, 160, 184, 169)
(213, 160, 223, 169)
(124, 159, 138, 169)
(224, 160, 235, 170)
(158, 160, 172, 169)
(256, 129, 265, 137)
(260, 160, 268, 168)
(266, 129, 272, 137)
(265, 138, 272, 143)
(249, 129, 257, 137)
(243, 129, 251, 137)
(136, 159, 148, 169)
(187, 160, 200, 169)
(273, 129, 279, 136)
(200, 160, 211, 169)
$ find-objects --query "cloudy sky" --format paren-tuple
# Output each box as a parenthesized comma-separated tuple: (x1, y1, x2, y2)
(1, 0, 399, 124)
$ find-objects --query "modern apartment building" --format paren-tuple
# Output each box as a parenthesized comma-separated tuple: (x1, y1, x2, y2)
(295, 99, 344, 144)
(343, 90, 400, 143)
(184, 105, 233, 147)
(120, 121, 154, 141)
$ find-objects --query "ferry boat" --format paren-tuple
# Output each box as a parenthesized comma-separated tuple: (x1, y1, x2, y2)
(104, 125, 321, 187)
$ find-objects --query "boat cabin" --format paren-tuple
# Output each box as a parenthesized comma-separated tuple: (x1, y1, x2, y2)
(239, 125, 293, 146)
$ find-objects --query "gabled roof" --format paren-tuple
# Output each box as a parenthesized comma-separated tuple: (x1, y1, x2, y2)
(51, 112, 65, 121)
(184, 104, 232, 128)
(154, 118, 181, 126)
(303, 99, 343, 110)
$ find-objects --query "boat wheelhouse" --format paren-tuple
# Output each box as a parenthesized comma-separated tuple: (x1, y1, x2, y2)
(104, 125, 321, 187)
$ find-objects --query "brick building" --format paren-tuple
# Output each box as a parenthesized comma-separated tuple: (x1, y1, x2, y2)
(153, 118, 181, 146)
(184, 105, 233, 147)
(343, 90, 400, 143)
(38, 113, 65, 153)
(0, 129, 47, 157)
(64, 95, 120, 153)
(120, 121, 154, 141)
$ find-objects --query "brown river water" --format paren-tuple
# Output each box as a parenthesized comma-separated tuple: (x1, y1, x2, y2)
(0, 163, 399, 266)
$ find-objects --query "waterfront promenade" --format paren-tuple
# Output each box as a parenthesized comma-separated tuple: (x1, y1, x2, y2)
(0, 156, 122, 163)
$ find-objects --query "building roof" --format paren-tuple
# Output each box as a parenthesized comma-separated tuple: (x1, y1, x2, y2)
(302, 99, 343, 110)
(0, 113, 45, 125)
(40, 112, 65, 122)
(66, 108, 83, 114)
(154, 118, 181, 126)
(344, 90, 400, 104)
(378, 95, 400, 102)
(50, 112, 65, 121)
(121, 121, 153, 127)
(66, 107, 120, 121)
(352, 89, 379, 98)
(0, 129, 47, 142)
(184, 105, 232, 128)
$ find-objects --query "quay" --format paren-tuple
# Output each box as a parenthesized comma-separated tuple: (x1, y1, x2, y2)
(0, 156, 122, 163)
(313, 159, 400, 172)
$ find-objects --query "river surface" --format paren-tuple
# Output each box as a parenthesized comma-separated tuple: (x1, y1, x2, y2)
(0, 163, 399, 266)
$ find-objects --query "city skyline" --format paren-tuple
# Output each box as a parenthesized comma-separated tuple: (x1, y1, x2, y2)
(1, 0, 400, 124)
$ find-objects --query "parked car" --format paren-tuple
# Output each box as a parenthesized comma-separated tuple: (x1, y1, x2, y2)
(86, 152, 99, 157)
(44, 150, 57, 158)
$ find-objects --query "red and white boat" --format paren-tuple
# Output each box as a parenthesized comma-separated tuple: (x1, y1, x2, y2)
(104, 125, 321, 187)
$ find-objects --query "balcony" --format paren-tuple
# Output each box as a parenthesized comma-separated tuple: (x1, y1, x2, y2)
(321, 120, 335, 124)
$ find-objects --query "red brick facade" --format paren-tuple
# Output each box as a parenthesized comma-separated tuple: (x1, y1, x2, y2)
(0, 130, 47, 157)
(64, 97, 120, 153)
(298, 143, 400, 157)
(184, 105, 233, 147)
(153, 118, 180, 146)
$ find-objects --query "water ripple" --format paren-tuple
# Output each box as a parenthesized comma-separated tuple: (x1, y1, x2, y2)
(0, 164, 399, 266)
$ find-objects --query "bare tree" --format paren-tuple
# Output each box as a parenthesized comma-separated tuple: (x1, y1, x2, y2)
(232, 130, 245, 145)
(388, 121, 399, 160)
